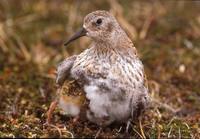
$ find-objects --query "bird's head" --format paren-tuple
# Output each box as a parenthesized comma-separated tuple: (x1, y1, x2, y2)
(64, 10, 126, 47)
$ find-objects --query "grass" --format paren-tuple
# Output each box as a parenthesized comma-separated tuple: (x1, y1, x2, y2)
(0, 0, 200, 138)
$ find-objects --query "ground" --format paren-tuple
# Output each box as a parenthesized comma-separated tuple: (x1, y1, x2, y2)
(0, 0, 200, 138)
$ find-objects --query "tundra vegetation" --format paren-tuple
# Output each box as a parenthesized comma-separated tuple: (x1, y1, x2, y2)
(0, 0, 199, 138)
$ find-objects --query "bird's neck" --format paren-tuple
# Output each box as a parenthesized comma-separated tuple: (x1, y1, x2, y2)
(92, 33, 136, 58)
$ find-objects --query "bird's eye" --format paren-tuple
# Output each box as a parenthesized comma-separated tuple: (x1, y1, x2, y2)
(96, 18, 102, 25)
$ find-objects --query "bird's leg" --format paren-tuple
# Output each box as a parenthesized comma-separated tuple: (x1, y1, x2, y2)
(123, 119, 132, 138)
(125, 119, 132, 133)
(46, 100, 58, 124)
(46, 87, 62, 124)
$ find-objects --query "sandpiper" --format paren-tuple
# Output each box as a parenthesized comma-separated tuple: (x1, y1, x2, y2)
(54, 10, 150, 129)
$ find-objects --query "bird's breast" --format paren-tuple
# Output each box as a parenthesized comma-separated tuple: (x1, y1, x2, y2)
(71, 60, 109, 82)
(71, 48, 144, 90)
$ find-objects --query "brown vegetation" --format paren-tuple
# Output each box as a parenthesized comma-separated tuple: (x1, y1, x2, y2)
(0, 0, 200, 138)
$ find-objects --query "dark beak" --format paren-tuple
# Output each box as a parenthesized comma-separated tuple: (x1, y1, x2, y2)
(64, 27, 87, 47)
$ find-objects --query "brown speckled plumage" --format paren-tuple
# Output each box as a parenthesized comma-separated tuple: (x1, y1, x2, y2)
(56, 10, 150, 126)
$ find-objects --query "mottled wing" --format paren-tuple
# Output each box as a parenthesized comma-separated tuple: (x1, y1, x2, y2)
(56, 55, 77, 85)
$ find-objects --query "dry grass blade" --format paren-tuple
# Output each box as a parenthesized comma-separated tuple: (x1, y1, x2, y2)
(14, 14, 40, 26)
(152, 98, 178, 113)
(139, 15, 154, 40)
(95, 128, 102, 139)
(44, 123, 62, 137)
(62, 128, 74, 138)
(117, 126, 122, 132)
(157, 125, 161, 139)
(168, 126, 173, 138)
(178, 127, 181, 139)
(109, 0, 138, 41)
(40, 73, 56, 79)
(139, 117, 146, 139)
(131, 124, 143, 139)
(12, 33, 31, 61)
(0, 35, 8, 52)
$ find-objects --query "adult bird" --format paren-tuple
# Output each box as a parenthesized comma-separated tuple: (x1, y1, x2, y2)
(52, 10, 149, 131)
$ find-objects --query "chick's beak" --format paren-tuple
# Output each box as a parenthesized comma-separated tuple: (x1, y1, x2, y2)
(64, 27, 87, 47)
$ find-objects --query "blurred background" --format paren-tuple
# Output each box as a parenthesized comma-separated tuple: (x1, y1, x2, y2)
(0, 0, 200, 138)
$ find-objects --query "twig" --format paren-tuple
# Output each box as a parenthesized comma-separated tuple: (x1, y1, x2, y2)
(95, 127, 102, 139)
